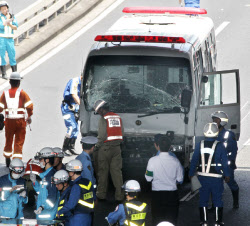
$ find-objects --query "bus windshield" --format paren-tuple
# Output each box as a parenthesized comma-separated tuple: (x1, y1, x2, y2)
(83, 56, 192, 113)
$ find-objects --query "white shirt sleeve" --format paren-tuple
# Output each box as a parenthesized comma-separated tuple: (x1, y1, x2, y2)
(176, 159, 184, 184)
(145, 158, 154, 182)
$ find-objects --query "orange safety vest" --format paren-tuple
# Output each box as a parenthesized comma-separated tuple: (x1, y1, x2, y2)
(103, 112, 123, 143)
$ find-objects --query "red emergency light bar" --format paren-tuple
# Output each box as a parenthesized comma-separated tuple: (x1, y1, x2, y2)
(122, 7, 207, 15)
(95, 35, 186, 43)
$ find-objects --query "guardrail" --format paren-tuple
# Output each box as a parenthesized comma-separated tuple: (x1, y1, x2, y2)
(14, 0, 80, 45)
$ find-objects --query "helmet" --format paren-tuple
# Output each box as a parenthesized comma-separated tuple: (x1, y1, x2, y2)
(53, 147, 64, 158)
(93, 99, 106, 112)
(35, 147, 55, 159)
(203, 123, 219, 138)
(9, 72, 22, 80)
(9, 158, 24, 173)
(122, 180, 141, 193)
(0, 1, 9, 8)
(157, 222, 174, 226)
(52, 170, 69, 184)
(211, 111, 228, 127)
(66, 159, 83, 172)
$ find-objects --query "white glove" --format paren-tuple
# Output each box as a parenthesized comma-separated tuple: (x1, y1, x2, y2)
(180, 3, 183, 7)
(30, 173, 36, 183)
(19, 190, 26, 198)
(34, 206, 43, 215)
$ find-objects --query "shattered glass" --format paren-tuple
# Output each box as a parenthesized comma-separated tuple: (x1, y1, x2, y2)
(84, 56, 192, 113)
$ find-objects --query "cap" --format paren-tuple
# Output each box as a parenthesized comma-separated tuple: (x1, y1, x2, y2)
(81, 136, 98, 144)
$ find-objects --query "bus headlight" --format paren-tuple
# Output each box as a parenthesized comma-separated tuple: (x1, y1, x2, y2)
(171, 145, 184, 152)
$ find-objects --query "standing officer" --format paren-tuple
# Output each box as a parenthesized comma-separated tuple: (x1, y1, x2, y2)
(31, 147, 59, 220)
(179, 0, 200, 8)
(76, 136, 97, 189)
(0, 72, 33, 167)
(57, 159, 95, 226)
(106, 180, 148, 226)
(93, 99, 124, 202)
(145, 136, 183, 226)
(53, 170, 72, 226)
(189, 123, 230, 226)
(61, 76, 82, 156)
(0, 1, 18, 79)
(0, 159, 27, 219)
(212, 111, 239, 209)
(53, 147, 66, 171)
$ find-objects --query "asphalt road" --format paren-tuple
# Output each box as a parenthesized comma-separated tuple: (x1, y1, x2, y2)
(0, 0, 250, 225)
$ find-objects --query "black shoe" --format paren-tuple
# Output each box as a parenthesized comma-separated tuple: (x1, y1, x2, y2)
(1, 66, 7, 80)
(232, 189, 239, 209)
(11, 65, 17, 72)
(68, 138, 79, 155)
(5, 158, 10, 167)
(62, 137, 71, 156)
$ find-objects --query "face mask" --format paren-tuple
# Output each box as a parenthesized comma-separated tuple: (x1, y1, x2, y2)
(40, 162, 45, 169)
(12, 172, 21, 180)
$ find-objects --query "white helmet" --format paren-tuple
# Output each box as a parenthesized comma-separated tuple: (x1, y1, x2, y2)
(122, 180, 141, 193)
(93, 99, 106, 112)
(53, 147, 64, 158)
(211, 111, 228, 127)
(203, 123, 219, 138)
(66, 159, 83, 172)
(35, 147, 55, 159)
(157, 222, 175, 226)
(52, 170, 69, 184)
(9, 158, 24, 173)
(0, 1, 9, 8)
(9, 72, 22, 80)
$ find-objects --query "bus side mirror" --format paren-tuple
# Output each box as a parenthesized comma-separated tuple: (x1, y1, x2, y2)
(181, 89, 192, 108)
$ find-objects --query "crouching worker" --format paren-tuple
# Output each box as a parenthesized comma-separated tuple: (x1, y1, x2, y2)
(0, 159, 27, 219)
(57, 160, 95, 226)
(31, 147, 59, 220)
(53, 170, 72, 226)
(106, 180, 148, 226)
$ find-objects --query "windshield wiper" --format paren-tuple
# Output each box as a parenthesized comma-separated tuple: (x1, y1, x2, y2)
(137, 108, 173, 118)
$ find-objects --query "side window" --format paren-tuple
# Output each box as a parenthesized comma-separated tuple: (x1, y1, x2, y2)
(205, 39, 212, 71)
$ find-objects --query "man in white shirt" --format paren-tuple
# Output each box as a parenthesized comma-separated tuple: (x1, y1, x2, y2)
(145, 136, 183, 225)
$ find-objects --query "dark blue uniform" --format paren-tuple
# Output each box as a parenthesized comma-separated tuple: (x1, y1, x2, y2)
(189, 138, 229, 207)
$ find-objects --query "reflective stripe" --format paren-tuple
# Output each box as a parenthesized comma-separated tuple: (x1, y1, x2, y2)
(95, 100, 106, 112)
(38, 214, 51, 218)
(5, 108, 25, 112)
(78, 199, 94, 208)
(228, 161, 231, 165)
(224, 142, 228, 148)
(0, 33, 14, 38)
(40, 181, 48, 186)
(224, 131, 229, 139)
(60, 199, 65, 205)
(197, 172, 222, 178)
(12, 154, 22, 158)
(131, 213, 146, 220)
(46, 199, 54, 208)
(124, 221, 139, 226)
(203, 207, 207, 221)
(0, 102, 4, 108)
(199, 164, 222, 167)
(25, 171, 40, 176)
(126, 203, 147, 212)
(0, 16, 14, 38)
(57, 206, 63, 211)
(93, 185, 97, 189)
(107, 136, 123, 141)
(79, 181, 92, 190)
(1, 191, 4, 201)
(3, 151, 12, 157)
(24, 100, 32, 108)
(104, 115, 121, 119)
(3, 187, 12, 191)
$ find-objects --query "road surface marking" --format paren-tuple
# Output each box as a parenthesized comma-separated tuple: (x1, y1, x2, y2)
(0, 0, 125, 92)
(241, 111, 250, 122)
(215, 21, 230, 37)
(243, 138, 250, 146)
(241, 101, 249, 111)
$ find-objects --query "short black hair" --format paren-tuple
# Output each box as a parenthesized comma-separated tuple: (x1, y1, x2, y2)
(154, 134, 163, 146)
(159, 136, 171, 152)
(82, 143, 95, 150)
(46, 157, 54, 166)
(75, 171, 81, 176)
(9, 80, 20, 88)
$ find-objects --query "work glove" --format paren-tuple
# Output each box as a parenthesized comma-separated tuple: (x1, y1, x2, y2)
(26, 116, 32, 125)
(19, 190, 26, 198)
(34, 206, 43, 215)
(30, 173, 36, 184)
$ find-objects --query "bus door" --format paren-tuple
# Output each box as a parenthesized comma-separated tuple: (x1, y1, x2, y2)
(195, 69, 240, 143)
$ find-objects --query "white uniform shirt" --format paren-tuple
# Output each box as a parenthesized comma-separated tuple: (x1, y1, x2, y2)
(145, 152, 183, 191)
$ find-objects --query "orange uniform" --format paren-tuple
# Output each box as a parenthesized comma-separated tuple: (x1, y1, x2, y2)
(0, 87, 33, 159)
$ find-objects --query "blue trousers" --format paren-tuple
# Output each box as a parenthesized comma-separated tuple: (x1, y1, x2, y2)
(227, 167, 239, 191)
(198, 176, 224, 207)
(185, 0, 200, 8)
(69, 213, 91, 226)
(61, 103, 78, 139)
(0, 37, 16, 66)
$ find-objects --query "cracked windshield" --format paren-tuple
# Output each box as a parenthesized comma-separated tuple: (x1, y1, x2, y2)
(84, 56, 191, 113)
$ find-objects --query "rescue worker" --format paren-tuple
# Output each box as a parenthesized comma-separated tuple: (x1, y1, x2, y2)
(145, 136, 183, 225)
(61, 76, 82, 156)
(76, 136, 97, 188)
(0, 1, 18, 79)
(189, 123, 230, 226)
(93, 99, 124, 202)
(31, 147, 59, 220)
(106, 180, 148, 226)
(57, 159, 95, 226)
(0, 158, 27, 219)
(212, 111, 239, 209)
(179, 0, 200, 8)
(53, 170, 72, 226)
(0, 72, 33, 167)
(53, 147, 66, 171)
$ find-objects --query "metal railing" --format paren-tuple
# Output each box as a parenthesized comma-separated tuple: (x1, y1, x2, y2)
(14, 0, 80, 45)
